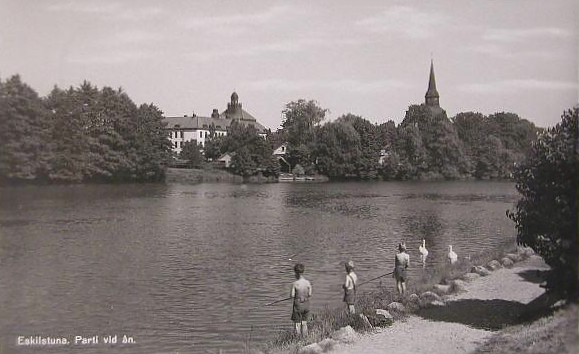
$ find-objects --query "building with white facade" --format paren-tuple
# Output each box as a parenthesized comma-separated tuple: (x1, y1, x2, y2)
(164, 92, 267, 154)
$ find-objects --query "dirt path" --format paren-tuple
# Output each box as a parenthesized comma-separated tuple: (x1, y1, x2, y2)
(330, 255, 549, 354)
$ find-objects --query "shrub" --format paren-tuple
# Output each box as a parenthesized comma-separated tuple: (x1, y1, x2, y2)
(508, 107, 578, 300)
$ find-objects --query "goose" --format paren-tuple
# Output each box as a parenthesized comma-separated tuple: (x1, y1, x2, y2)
(419, 239, 428, 266)
(448, 245, 458, 264)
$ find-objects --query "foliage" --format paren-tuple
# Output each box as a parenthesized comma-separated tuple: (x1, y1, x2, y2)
(280, 99, 327, 147)
(314, 119, 361, 178)
(453, 111, 538, 179)
(337, 114, 381, 179)
(223, 122, 279, 177)
(279, 100, 327, 171)
(0, 75, 52, 182)
(508, 107, 578, 299)
(203, 135, 224, 160)
(0, 75, 171, 183)
(180, 140, 204, 168)
(395, 105, 469, 179)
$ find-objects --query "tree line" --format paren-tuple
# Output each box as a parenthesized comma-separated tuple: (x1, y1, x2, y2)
(1, 75, 541, 183)
(193, 98, 540, 180)
(0, 75, 171, 184)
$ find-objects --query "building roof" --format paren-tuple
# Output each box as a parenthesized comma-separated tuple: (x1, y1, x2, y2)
(163, 92, 267, 133)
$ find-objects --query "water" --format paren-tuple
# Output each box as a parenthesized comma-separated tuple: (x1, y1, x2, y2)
(0, 181, 518, 353)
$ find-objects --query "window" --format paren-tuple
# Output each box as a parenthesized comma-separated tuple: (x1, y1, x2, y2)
(180, 131, 184, 139)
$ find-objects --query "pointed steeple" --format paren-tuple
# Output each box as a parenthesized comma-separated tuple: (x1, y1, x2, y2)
(425, 59, 440, 107)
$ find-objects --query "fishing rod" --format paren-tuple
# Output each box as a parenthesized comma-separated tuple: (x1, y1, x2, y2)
(264, 296, 293, 307)
(244, 296, 294, 313)
(356, 271, 394, 287)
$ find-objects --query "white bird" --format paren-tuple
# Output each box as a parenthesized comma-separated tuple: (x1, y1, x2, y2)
(419, 239, 429, 266)
(448, 245, 458, 265)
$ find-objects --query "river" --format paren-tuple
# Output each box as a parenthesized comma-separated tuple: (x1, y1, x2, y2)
(0, 181, 518, 353)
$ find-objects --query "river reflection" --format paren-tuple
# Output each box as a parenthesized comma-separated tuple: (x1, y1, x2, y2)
(0, 181, 517, 353)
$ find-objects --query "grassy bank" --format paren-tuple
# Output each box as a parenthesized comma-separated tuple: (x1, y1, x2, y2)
(261, 239, 521, 354)
(165, 167, 282, 184)
(165, 167, 243, 184)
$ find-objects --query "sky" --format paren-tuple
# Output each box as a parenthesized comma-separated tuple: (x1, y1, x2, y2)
(1, 0, 578, 129)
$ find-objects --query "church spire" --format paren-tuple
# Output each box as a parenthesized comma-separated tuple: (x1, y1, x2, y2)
(425, 59, 440, 107)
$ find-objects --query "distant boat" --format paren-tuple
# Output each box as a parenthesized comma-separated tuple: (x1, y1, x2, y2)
(278, 174, 294, 182)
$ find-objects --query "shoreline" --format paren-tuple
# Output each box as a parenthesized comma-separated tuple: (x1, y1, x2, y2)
(259, 244, 573, 354)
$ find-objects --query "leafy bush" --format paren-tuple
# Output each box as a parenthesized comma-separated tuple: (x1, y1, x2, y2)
(508, 107, 578, 300)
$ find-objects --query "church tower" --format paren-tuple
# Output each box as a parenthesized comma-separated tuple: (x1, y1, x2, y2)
(425, 60, 440, 107)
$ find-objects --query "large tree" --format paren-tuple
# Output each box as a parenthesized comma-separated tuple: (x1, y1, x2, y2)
(398, 104, 469, 179)
(314, 120, 361, 178)
(280, 99, 327, 147)
(133, 103, 172, 180)
(508, 107, 578, 299)
(452, 111, 538, 179)
(0, 75, 52, 182)
(279, 99, 327, 170)
(336, 114, 381, 179)
(180, 140, 204, 168)
(44, 85, 91, 182)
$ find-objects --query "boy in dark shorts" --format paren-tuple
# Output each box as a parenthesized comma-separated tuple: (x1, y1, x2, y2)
(290, 263, 312, 336)
(343, 260, 357, 314)
(394, 243, 410, 295)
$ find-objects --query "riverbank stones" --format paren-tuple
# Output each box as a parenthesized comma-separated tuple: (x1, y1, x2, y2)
(376, 309, 393, 321)
(461, 272, 481, 282)
(369, 310, 393, 327)
(471, 265, 491, 276)
(317, 338, 338, 352)
(486, 260, 502, 271)
(408, 293, 420, 304)
(298, 343, 323, 354)
(501, 257, 514, 268)
(387, 302, 406, 313)
(433, 284, 451, 295)
(517, 246, 535, 258)
(406, 293, 421, 311)
(331, 325, 358, 343)
(505, 253, 522, 263)
(450, 279, 467, 293)
(419, 291, 444, 307)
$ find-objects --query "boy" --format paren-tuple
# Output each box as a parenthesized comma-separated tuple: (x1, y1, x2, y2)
(343, 260, 357, 314)
(394, 243, 410, 295)
(290, 263, 312, 336)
